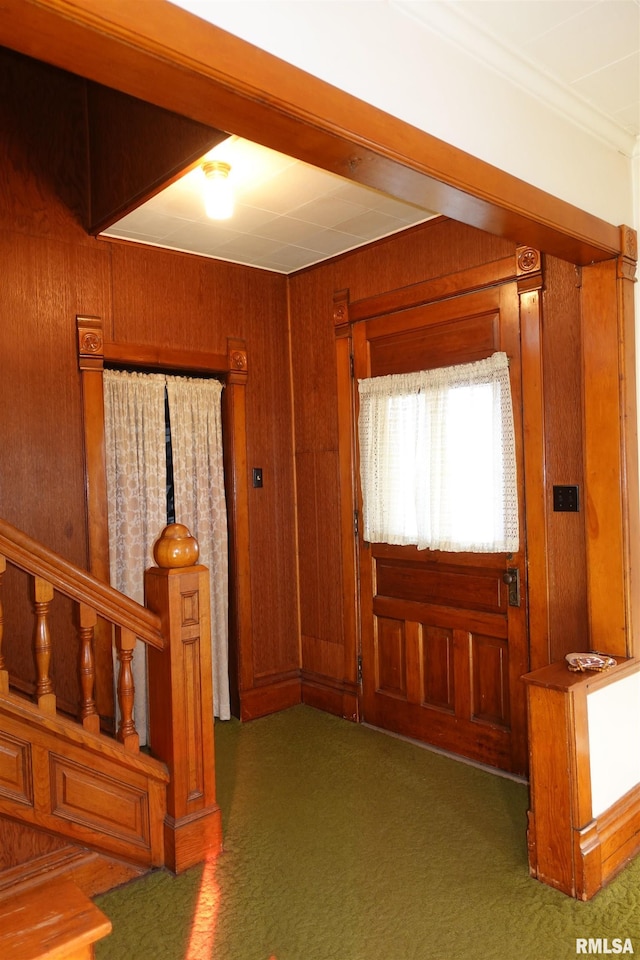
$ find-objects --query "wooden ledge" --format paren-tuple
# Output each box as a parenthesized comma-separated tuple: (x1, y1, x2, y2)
(0, 878, 111, 960)
(523, 656, 638, 694)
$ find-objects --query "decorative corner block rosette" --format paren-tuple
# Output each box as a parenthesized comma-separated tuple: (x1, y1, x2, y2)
(517, 247, 540, 274)
(230, 350, 247, 371)
(79, 331, 103, 355)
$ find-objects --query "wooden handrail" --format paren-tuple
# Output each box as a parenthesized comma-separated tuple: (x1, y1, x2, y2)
(0, 517, 163, 651)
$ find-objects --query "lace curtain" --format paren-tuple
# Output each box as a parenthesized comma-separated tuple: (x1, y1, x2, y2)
(165, 376, 230, 720)
(357, 351, 519, 553)
(104, 369, 230, 743)
(103, 371, 167, 743)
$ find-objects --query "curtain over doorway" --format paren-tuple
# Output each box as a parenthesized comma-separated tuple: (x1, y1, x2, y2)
(103, 369, 230, 743)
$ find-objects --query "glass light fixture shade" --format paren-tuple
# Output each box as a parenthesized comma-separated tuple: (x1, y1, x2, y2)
(202, 160, 234, 220)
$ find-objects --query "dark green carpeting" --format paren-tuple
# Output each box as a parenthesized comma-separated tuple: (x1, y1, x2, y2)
(95, 705, 640, 959)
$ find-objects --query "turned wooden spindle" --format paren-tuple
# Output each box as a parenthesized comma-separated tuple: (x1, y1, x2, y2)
(115, 626, 139, 752)
(0, 555, 7, 694)
(33, 575, 55, 714)
(78, 602, 99, 734)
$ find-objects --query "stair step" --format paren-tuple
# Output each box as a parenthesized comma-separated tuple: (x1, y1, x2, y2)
(0, 877, 111, 960)
(0, 843, 149, 901)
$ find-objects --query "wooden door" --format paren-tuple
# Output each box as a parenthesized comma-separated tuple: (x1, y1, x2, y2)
(353, 282, 529, 775)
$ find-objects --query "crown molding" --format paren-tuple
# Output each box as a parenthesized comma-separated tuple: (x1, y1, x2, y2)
(392, 0, 637, 159)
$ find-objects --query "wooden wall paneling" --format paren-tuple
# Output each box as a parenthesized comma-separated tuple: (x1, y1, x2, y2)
(86, 81, 227, 233)
(517, 248, 549, 671)
(0, 48, 90, 241)
(288, 222, 529, 720)
(525, 659, 640, 900)
(323, 294, 358, 718)
(223, 340, 253, 717)
(106, 241, 300, 717)
(0, 0, 623, 265)
(617, 227, 640, 657)
(77, 316, 114, 724)
(581, 258, 629, 657)
(540, 257, 589, 662)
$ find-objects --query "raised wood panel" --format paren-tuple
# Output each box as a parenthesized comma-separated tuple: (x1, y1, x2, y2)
(50, 755, 150, 849)
(374, 617, 406, 698)
(369, 310, 499, 376)
(0, 730, 32, 805)
(0, 696, 167, 867)
(374, 595, 507, 639)
(422, 625, 454, 711)
(375, 558, 505, 614)
(471, 634, 509, 727)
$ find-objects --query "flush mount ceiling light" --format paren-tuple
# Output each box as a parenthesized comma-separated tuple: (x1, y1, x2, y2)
(201, 160, 234, 220)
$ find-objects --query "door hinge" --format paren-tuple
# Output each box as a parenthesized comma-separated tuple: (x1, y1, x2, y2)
(357, 655, 363, 685)
(350, 353, 355, 378)
(354, 509, 359, 538)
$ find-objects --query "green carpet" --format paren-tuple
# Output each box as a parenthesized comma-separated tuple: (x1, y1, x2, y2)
(95, 705, 640, 959)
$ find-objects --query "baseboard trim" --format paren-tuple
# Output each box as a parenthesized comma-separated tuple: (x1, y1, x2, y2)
(302, 671, 359, 722)
(239, 677, 301, 721)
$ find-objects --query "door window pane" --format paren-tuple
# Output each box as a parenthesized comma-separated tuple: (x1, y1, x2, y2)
(358, 352, 519, 552)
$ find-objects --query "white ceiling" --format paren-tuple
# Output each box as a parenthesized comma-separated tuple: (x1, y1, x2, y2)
(102, 0, 640, 275)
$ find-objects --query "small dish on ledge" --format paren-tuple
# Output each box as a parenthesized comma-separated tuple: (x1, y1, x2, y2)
(565, 652, 617, 673)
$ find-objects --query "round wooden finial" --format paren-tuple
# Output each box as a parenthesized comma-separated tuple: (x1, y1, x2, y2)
(153, 523, 199, 568)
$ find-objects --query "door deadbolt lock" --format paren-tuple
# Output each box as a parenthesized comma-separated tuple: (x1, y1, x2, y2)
(503, 568, 521, 607)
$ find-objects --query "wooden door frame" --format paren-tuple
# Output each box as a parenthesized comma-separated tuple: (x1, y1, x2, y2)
(76, 316, 251, 720)
(335, 249, 550, 685)
(4, 0, 637, 663)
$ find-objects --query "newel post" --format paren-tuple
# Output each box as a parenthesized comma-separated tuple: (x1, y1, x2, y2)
(145, 524, 223, 872)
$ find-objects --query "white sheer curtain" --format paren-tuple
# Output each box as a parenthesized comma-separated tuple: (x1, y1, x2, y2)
(165, 376, 230, 720)
(103, 370, 167, 744)
(358, 352, 519, 553)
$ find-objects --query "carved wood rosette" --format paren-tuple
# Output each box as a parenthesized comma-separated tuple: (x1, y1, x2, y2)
(77, 316, 105, 371)
(516, 245, 543, 295)
(618, 224, 638, 282)
(333, 290, 350, 337)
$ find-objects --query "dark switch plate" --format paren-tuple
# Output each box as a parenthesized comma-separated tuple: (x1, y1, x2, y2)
(553, 484, 579, 512)
(252, 467, 263, 488)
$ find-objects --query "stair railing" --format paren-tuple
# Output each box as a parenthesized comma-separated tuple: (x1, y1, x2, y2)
(0, 516, 162, 750)
(0, 517, 222, 871)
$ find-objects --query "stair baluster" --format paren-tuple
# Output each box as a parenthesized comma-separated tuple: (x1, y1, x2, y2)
(115, 625, 139, 752)
(78, 601, 100, 734)
(33, 575, 55, 715)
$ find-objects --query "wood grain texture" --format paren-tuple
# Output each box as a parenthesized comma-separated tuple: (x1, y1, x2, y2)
(541, 257, 588, 662)
(0, 694, 168, 867)
(86, 81, 225, 232)
(0, 877, 111, 960)
(525, 659, 640, 899)
(0, 0, 622, 264)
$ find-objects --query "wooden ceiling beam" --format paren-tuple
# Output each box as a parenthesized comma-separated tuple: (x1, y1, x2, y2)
(0, 0, 623, 264)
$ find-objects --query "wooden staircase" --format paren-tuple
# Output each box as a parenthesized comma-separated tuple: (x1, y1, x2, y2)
(0, 518, 223, 954)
